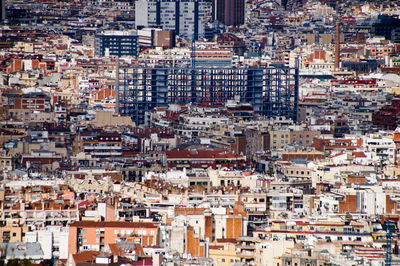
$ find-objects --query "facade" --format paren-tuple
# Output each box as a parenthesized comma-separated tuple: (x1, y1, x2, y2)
(0, 0, 5, 22)
(25, 227, 69, 260)
(95, 31, 139, 57)
(68, 221, 159, 255)
(74, 130, 122, 158)
(118, 66, 299, 125)
(213, 0, 245, 26)
(138, 28, 176, 48)
(372, 15, 400, 41)
(135, 0, 212, 40)
(0, 223, 26, 243)
(165, 149, 247, 170)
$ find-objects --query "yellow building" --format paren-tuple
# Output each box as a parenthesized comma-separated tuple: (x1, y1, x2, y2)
(0, 222, 28, 243)
(209, 242, 240, 266)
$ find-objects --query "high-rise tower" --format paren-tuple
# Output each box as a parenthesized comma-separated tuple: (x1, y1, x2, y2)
(0, 0, 5, 22)
(334, 21, 340, 70)
(135, 0, 212, 40)
(213, 0, 245, 26)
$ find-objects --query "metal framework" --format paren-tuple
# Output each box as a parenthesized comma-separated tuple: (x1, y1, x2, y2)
(118, 66, 298, 125)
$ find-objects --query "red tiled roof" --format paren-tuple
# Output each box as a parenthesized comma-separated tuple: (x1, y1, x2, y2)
(331, 152, 345, 158)
(352, 152, 367, 158)
(131, 258, 153, 266)
(78, 200, 93, 208)
(108, 243, 122, 256)
(72, 251, 100, 264)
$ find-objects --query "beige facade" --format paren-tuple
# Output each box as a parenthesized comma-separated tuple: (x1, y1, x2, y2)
(90, 111, 136, 127)
(0, 154, 12, 171)
(280, 163, 313, 180)
(266, 130, 290, 150)
(290, 130, 320, 147)
(0, 222, 28, 243)
(209, 244, 240, 266)
(8, 109, 32, 122)
(68, 173, 113, 196)
(265, 129, 320, 150)
(255, 240, 294, 266)
(7, 108, 54, 123)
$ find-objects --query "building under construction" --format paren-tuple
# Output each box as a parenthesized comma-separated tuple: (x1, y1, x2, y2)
(118, 66, 299, 125)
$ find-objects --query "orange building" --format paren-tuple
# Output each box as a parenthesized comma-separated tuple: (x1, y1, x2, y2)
(338, 194, 357, 213)
(313, 137, 362, 152)
(68, 221, 159, 255)
(91, 87, 115, 101)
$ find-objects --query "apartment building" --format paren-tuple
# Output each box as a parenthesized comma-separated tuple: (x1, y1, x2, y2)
(135, 0, 212, 40)
(68, 221, 159, 255)
(74, 130, 122, 158)
(165, 149, 247, 170)
(95, 31, 139, 58)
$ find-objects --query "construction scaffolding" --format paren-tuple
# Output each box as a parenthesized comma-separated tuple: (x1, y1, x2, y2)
(118, 66, 299, 125)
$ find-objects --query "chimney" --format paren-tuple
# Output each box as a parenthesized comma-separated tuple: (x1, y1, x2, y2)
(334, 22, 341, 70)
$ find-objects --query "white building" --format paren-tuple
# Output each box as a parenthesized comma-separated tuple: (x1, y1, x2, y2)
(135, 0, 212, 40)
(25, 226, 69, 260)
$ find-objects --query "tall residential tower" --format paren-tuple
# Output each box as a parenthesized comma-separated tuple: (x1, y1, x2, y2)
(213, 0, 245, 26)
(135, 0, 212, 40)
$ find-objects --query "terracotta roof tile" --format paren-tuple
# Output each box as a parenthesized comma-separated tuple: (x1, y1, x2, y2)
(72, 251, 100, 264)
